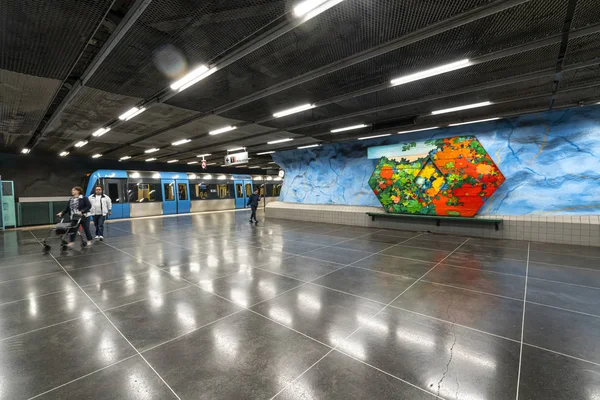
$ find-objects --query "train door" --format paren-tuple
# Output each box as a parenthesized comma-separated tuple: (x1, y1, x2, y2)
(234, 180, 245, 209)
(161, 179, 176, 215)
(244, 180, 253, 203)
(104, 178, 128, 219)
(176, 179, 190, 214)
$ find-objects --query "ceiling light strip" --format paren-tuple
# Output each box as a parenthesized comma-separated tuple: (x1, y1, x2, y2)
(448, 117, 500, 126)
(330, 124, 368, 133)
(273, 104, 315, 118)
(391, 59, 472, 87)
(209, 126, 236, 135)
(119, 107, 146, 121)
(358, 134, 391, 140)
(431, 101, 492, 115)
(267, 138, 294, 145)
(398, 126, 440, 134)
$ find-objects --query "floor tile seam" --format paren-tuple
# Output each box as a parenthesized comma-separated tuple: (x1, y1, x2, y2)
(291, 229, 387, 247)
(528, 248, 600, 260)
(26, 354, 140, 400)
(526, 259, 600, 273)
(0, 270, 67, 284)
(344, 233, 428, 268)
(0, 287, 75, 307)
(525, 300, 600, 319)
(438, 262, 526, 278)
(366, 251, 448, 265)
(0, 258, 59, 270)
(418, 279, 525, 302)
(0, 313, 102, 343)
(452, 250, 527, 263)
(526, 276, 600, 291)
(250, 263, 351, 288)
(99, 284, 194, 313)
(35, 247, 129, 263)
(270, 236, 465, 400)
(522, 342, 600, 367)
(515, 243, 530, 400)
(103, 226, 189, 250)
(55, 259, 139, 273)
(78, 270, 159, 288)
(31, 232, 183, 400)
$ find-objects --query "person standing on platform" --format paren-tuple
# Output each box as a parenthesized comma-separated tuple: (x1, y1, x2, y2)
(57, 186, 93, 247)
(247, 188, 261, 224)
(89, 185, 112, 241)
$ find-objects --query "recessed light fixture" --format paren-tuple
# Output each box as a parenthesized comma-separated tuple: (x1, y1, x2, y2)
(92, 127, 111, 137)
(209, 126, 236, 135)
(273, 104, 315, 118)
(391, 59, 472, 87)
(59, 151, 69, 157)
(267, 138, 293, 145)
(330, 124, 368, 133)
(228, 147, 245, 152)
(75, 141, 88, 148)
(358, 134, 391, 140)
(189, 174, 197, 179)
(21, 148, 30, 154)
(92, 154, 102, 158)
(188, 161, 198, 165)
(119, 106, 146, 121)
(217, 175, 226, 180)
(257, 151, 275, 155)
(167, 159, 178, 163)
(197, 153, 212, 157)
(144, 148, 160, 154)
(431, 101, 492, 115)
(171, 139, 191, 146)
(152, 173, 161, 178)
(448, 117, 501, 126)
(294, 0, 345, 21)
(398, 127, 440, 134)
(119, 156, 131, 160)
(298, 144, 320, 149)
(146, 158, 157, 162)
(171, 65, 218, 92)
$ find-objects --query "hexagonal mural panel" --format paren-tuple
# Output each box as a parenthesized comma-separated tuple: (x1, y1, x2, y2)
(368, 136, 504, 217)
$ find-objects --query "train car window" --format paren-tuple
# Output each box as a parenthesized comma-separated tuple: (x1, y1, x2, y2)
(107, 183, 121, 203)
(245, 183, 252, 197)
(128, 183, 162, 202)
(217, 184, 230, 199)
(191, 184, 208, 200)
(178, 184, 188, 200)
(164, 183, 175, 201)
(273, 184, 282, 197)
(236, 184, 243, 198)
(259, 186, 265, 196)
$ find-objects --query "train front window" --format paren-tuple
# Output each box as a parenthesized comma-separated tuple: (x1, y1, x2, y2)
(107, 183, 120, 203)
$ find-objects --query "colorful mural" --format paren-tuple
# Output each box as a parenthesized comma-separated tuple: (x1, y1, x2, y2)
(367, 136, 505, 217)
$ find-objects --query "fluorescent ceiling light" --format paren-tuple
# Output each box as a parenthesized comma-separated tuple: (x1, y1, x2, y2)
(189, 174, 196, 179)
(257, 151, 275, 155)
(298, 144, 320, 149)
(152, 173, 161, 178)
(228, 147, 245, 152)
(130, 172, 140, 178)
(209, 126, 236, 135)
(254, 176, 263, 180)
(167, 159, 179, 163)
(206, 162, 217, 166)
(75, 140, 88, 148)
(119, 107, 146, 121)
(92, 154, 102, 158)
(171, 138, 191, 146)
(358, 134, 391, 140)
(144, 148, 160, 154)
(203, 174, 212, 179)
(398, 126, 439, 134)
(268, 161, 277, 164)
(146, 158, 157, 162)
(294, 0, 345, 21)
(266, 176, 273, 181)
(267, 138, 293, 145)
(273, 103, 315, 118)
(21, 148, 30, 154)
(92, 127, 111, 137)
(330, 124, 368, 133)
(217, 175, 226, 180)
(172, 66, 218, 92)
(249, 166, 261, 169)
(431, 101, 492, 115)
(188, 161, 198, 165)
(197, 153, 212, 157)
(119, 156, 131, 160)
(391, 59, 472, 87)
(59, 151, 69, 157)
(448, 117, 501, 126)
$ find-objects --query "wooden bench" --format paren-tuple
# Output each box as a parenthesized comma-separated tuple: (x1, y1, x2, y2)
(366, 212, 503, 231)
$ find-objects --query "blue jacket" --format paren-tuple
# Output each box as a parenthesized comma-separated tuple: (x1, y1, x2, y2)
(247, 194, 260, 208)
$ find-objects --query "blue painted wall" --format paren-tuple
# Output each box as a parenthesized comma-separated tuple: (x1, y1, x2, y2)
(272, 106, 600, 216)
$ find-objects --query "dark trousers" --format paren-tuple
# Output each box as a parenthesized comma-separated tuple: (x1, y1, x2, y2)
(93, 215, 106, 236)
(70, 217, 93, 243)
(250, 206, 258, 222)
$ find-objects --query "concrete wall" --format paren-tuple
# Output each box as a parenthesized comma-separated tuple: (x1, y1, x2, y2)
(272, 106, 600, 216)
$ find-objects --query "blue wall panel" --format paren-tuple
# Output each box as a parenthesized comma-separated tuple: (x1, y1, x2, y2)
(272, 106, 600, 216)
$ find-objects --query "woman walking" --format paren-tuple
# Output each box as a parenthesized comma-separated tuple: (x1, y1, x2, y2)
(57, 186, 93, 247)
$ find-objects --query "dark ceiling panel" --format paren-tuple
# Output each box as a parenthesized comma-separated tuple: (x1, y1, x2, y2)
(572, 0, 600, 29)
(564, 32, 600, 66)
(0, 0, 113, 79)
(85, 0, 287, 98)
(559, 65, 600, 90)
(164, 0, 494, 113)
(0, 69, 61, 148)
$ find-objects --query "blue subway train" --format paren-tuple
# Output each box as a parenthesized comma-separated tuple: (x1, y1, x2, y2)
(84, 170, 283, 220)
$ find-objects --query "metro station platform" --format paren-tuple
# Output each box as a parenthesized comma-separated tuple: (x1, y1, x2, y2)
(0, 210, 598, 399)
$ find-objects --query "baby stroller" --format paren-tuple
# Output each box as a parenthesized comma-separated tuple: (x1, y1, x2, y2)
(42, 214, 86, 253)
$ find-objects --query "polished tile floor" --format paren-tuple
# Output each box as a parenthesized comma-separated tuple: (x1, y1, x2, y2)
(1, 210, 599, 399)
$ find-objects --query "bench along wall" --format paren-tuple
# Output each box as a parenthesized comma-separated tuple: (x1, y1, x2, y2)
(272, 106, 600, 216)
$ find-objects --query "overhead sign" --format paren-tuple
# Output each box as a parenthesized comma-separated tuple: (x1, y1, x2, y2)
(225, 152, 248, 166)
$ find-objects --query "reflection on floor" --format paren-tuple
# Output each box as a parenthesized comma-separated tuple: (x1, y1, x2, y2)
(1, 210, 599, 399)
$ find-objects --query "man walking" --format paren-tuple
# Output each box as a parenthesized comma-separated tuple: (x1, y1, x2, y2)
(89, 185, 112, 240)
(246, 188, 261, 224)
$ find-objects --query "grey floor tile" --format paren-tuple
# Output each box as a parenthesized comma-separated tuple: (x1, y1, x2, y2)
(527, 278, 600, 316)
(143, 311, 329, 399)
(401, 238, 462, 252)
(352, 254, 435, 279)
(0, 271, 75, 304)
(57, 251, 138, 271)
(528, 262, 600, 288)
(162, 256, 252, 284)
(524, 302, 600, 364)
(257, 255, 342, 281)
(0, 253, 54, 269)
(529, 250, 600, 270)
(381, 245, 451, 263)
(0, 260, 63, 283)
(332, 238, 395, 253)
(0, 314, 135, 399)
(67, 260, 153, 286)
(341, 307, 520, 400)
(302, 247, 373, 265)
(442, 251, 527, 276)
